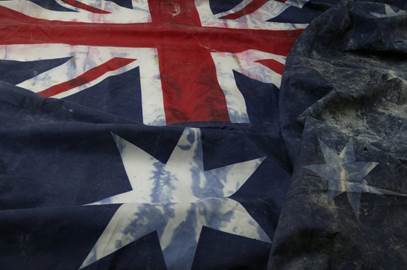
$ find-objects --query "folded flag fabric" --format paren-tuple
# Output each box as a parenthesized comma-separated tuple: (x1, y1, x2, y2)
(0, 0, 323, 126)
(0, 1, 329, 269)
(271, 1, 407, 269)
(2, 0, 406, 269)
(0, 86, 290, 269)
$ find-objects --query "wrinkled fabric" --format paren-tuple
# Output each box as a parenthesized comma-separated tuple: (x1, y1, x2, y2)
(271, 1, 407, 269)
(1, 0, 407, 269)
(0, 1, 326, 269)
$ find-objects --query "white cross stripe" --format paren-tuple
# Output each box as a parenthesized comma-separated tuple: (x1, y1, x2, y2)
(0, 0, 151, 23)
(195, 0, 308, 30)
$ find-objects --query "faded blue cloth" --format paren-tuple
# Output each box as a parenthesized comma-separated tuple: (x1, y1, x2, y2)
(270, 1, 407, 269)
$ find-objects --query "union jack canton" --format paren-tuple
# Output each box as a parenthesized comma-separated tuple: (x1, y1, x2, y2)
(0, 0, 314, 125)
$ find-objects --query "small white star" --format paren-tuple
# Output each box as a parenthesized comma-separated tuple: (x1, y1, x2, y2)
(370, 4, 407, 18)
(305, 140, 406, 217)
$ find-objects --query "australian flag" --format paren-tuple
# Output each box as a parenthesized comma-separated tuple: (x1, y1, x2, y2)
(2, 0, 406, 269)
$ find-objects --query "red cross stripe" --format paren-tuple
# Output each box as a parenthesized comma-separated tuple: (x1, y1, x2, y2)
(0, 0, 302, 124)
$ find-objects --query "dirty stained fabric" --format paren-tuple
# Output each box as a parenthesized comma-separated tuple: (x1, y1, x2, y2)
(0, 0, 406, 270)
(0, 1, 326, 270)
(270, 1, 407, 269)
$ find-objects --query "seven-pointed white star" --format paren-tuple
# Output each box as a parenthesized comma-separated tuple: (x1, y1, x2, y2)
(305, 140, 406, 217)
(80, 128, 271, 270)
